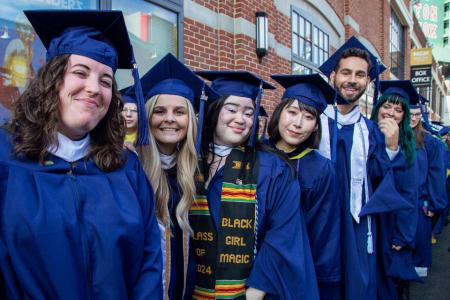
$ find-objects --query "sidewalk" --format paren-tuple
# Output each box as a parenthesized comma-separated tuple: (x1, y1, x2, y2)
(410, 223, 450, 300)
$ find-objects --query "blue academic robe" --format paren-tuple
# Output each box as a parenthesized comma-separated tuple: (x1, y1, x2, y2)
(413, 132, 447, 268)
(321, 114, 411, 300)
(377, 151, 420, 300)
(0, 128, 163, 300)
(164, 170, 195, 300)
(198, 150, 319, 300)
(293, 149, 341, 300)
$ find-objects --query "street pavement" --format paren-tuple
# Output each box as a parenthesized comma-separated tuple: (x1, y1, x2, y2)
(410, 222, 450, 300)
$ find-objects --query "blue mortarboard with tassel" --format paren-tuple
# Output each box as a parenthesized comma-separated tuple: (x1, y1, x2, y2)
(415, 94, 437, 134)
(24, 9, 148, 145)
(271, 73, 348, 113)
(319, 36, 386, 103)
(439, 126, 450, 137)
(379, 80, 420, 106)
(195, 70, 275, 147)
(271, 73, 347, 163)
(124, 53, 219, 153)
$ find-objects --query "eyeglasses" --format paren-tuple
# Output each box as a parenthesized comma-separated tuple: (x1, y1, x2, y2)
(122, 108, 138, 114)
(410, 113, 422, 118)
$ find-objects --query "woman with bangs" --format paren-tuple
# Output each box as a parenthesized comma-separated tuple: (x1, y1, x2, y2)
(268, 74, 341, 300)
(134, 53, 216, 300)
(370, 80, 421, 300)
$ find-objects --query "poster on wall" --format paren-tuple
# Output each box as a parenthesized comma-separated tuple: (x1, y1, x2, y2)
(0, 0, 96, 124)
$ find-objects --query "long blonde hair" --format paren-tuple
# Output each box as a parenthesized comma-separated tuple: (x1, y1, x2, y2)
(137, 95, 198, 234)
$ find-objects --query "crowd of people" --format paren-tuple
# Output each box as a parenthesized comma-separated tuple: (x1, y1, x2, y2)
(0, 9, 449, 300)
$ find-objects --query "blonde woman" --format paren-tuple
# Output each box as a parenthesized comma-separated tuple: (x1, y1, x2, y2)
(135, 53, 216, 299)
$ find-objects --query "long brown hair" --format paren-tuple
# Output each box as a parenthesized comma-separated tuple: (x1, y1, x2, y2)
(413, 120, 425, 149)
(7, 54, 125, 171)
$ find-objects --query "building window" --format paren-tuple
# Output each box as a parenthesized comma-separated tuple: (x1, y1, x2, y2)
(291, 8, 329, 74)
(444, 20, 449, 36)
(390, 10, 405, 79)
(112, 0, 181, 88)
(444, 37, 449, 47)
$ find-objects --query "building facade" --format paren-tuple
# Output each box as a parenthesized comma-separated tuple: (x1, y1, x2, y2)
(0, 0, 447, 122)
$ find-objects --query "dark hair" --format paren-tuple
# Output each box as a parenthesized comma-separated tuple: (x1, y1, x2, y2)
(413, 120, 425, 149)
(7, 54, 125, 171)
(201, 95, 292, 180)
(335, 48, 372, 76)
(268, 99, 321, 149)
(370, 94, 416, 165)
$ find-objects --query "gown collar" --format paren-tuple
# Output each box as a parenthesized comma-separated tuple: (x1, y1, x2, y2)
(47, 132, 90, 162)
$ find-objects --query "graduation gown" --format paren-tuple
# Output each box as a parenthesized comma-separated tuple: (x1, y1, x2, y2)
(319, 109, 411, 300)
(0, 129, 163, 300)
(191, 150, 319, 300)
(377, 151, 420, 300)
(413, 132, 447, 268)
(160, 169, 195, 300)
(291, 148, 341, 300)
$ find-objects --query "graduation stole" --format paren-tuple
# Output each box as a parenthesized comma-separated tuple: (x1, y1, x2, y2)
(189, 147, 259, 299)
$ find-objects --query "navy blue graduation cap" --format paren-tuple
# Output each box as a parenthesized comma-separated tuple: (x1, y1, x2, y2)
(195, 70, 275, 147)
(415, 95, 436, 134)
(439, 126, 450, 136)
(271, 73, 347, 113)
(271, 73, 347, 163)
(24, 10, 148, 145)
(120, 86, 137, 104)
(379, 80, 420, 106)
(319, 36, 386, 102)
(132, 53, 218, 153)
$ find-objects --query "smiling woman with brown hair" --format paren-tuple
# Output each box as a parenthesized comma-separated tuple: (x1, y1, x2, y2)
(0, 10, 162, 299)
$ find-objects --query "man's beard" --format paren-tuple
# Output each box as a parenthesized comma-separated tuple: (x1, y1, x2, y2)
(334, 82, 366, 103)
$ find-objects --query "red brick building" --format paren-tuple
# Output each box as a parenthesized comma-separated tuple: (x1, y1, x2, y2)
(0, 0, 446, 122)
(183, 0, 446, 118)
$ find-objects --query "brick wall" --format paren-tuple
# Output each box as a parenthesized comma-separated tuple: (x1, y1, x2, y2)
(184, 0, 293, 113)
(184, 0, 415, 115)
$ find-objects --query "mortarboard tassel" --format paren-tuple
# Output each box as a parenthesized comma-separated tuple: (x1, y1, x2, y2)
(248, 81, 264, 147)
(131, 52, 149, 146)
(332, 92, 338, 164)
(195, 83, 207, 154)
(372, 58, 381, 110)
(260, 117, 268, 141)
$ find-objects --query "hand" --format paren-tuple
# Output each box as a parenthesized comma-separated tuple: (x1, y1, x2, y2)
(426, 210, 435, 218)
(378, 118, 399, 151)
(246, 287, 266, 300)
(392, 245, 402, 251)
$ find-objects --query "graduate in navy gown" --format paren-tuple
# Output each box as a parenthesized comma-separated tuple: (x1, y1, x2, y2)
(410, 99, 447, 277)
(190, 71, 319, 299)
(267, 74, 343, 299)
(370, 80, 421, 300)
(431, 127, 450, 237)
(317, 36, 412, 300)
(0, 10, 163, 300)
(127, 53, 217, 299)
(120, 93, 139, 151)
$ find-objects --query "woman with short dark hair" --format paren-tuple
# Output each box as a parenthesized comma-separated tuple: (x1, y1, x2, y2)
(267, 74, 341, 300)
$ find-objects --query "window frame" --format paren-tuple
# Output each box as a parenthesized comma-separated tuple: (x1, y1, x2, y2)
(101, 0, 184, 59)
(290, 5, 329, 75)
(390, 10, 405, 79)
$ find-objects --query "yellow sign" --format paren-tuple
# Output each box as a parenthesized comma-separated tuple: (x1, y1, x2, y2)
(411, 48, 432, 66)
